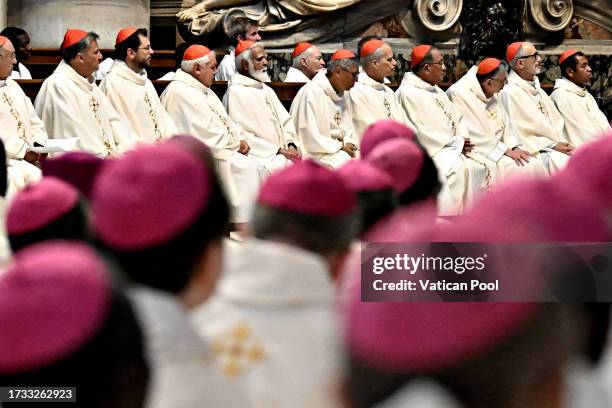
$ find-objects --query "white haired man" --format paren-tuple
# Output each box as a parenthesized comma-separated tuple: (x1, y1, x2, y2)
(290, 49, 359, 168)
(498, 41, 573, 174)
(223, 40, 300, 168)
(284, 42, 325, 82)
(346, 38, 415, 138)
(447, 57, 548, 182)
(161, 44, 273, 225)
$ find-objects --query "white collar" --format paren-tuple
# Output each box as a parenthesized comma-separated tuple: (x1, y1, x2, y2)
(508, 70, 541, 95)
(108, 59, 148, 86)
(358, 71, 386, 90)
(228, 72, 265, 89)
(401, 71, 444, 95)
(172, 69, 210, 93)
(217, 238, 335, 307)
(312, 70, 342, 102)
(54, 59, 96, 91)
(553, 77, 588, 97)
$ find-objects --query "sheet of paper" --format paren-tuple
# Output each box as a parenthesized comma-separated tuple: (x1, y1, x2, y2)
(30, 138, 79, 154)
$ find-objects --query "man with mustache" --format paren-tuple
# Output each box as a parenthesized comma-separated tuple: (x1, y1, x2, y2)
(498, 41, 572, 174)
(550, 49, 610, 147)
(223, 40, 300, 167)
(100, 27, 177, 143)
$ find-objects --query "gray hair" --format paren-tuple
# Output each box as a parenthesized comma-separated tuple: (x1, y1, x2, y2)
(360, 46, 385, 68)
(62, 32, 99, 63)
(291, 46, 315, 69)
(327, 57, 359, 75)
(476, 60, 509, 82)
(181, 53, 211, 73)
(251, 205, 360, 257)
(509, 44, 530, 70)
(235, 43, 263, 73)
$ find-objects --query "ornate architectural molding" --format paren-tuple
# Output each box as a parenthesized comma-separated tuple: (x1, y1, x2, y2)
(398, 0, 463, 40)
(528, 0, 573, 31)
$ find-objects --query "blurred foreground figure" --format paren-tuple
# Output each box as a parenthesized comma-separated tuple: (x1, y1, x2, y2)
(192, 160, 359, 407)
(0, 241, 149, 408)
(91, 143, 247, 407)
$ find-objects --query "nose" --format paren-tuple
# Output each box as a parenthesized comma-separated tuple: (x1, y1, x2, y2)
(254, 33, 262, 41)
(149, 47, 155, 55)
(97, 51, 103, 61)
(392, 57, 397, 67)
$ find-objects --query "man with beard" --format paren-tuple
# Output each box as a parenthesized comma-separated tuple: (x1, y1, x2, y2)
(223, 40, 300, 166)
(346, 38, 415, 139)
(551, 49, 610, 147)
(0, 27, 32, 79)
(35, 29, 136, 157)
(498, 42, 572, 174)
(100, 27, 177, 143)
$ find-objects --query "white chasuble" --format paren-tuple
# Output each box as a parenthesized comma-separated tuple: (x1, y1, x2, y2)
(191, 238, 343, 408)
(0, 79, 47, 199)
(161, 69, 270, 223)
(34, 60, 137, 157)
(223, 73, 296, 170)
(447, 67, 547, 183)
(551, 77, 610, 147)
(498, 70, 570, 174)
(347, 71, 415, 139)
(290, 71, 356, 168)
(100, 60, 178, 143)
(284, 67, 310, 83)
(397, 72, 496, 215)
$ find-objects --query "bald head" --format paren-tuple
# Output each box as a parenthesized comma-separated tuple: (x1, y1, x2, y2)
(0, 37, 16, 80)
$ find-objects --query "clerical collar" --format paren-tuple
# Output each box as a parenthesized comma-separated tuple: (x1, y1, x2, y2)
(312, 70, 342, 102)
(0, 80, 6, 89)
(358, 71, 386, 90)
(553, 77, 588, 97)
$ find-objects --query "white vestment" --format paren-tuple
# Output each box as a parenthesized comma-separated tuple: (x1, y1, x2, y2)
(158, 70, 176, 81)
(129, 286, 249, 408)
(397, 72, 496, 215)
(224, 73, 296, 170)
(447, 67, 547, 183)
(93, 57, 114, 81)
(284, 67, 310, 83)
(290, 71, 356, 168)
(34, 60, 137, 157)
(100, 60, 178, 143)
(8, 62, 32, 80)
(215, 50, 235, 81)
(161, 69, 272, 223)
(347, 71, 415, 139)
(551, 77, 611, 147)
(191, 238, 343, 408)
(0, 79, 46, 199)
(498, 70, 570, 174)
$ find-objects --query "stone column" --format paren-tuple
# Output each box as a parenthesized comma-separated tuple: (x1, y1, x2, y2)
(7, 0, 150, 48)
(0, 0, 6, 29)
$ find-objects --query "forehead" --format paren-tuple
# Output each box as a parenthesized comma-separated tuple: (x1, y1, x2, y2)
(16, 33, 29, 43)
(208, 52, 217, 64)
(522, 43, 536, 53)
(87, 39, 99, 52)
(2, 40, 15, 52)
(138, 34, 150, 45)
(575, 54, 589, 64)
(307, 46, 322, 57)
(246, 25, 259, 34)
(251, 45, 266, 57)
(430, 48, 443, 59)
(377, 43, 394, 59)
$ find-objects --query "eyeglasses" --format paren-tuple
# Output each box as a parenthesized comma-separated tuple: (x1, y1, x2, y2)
(137, 46, 152, 51)
(427, 61, 445, 66)
(340, 66, 358, 79)
(518, 52, 539, 60)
